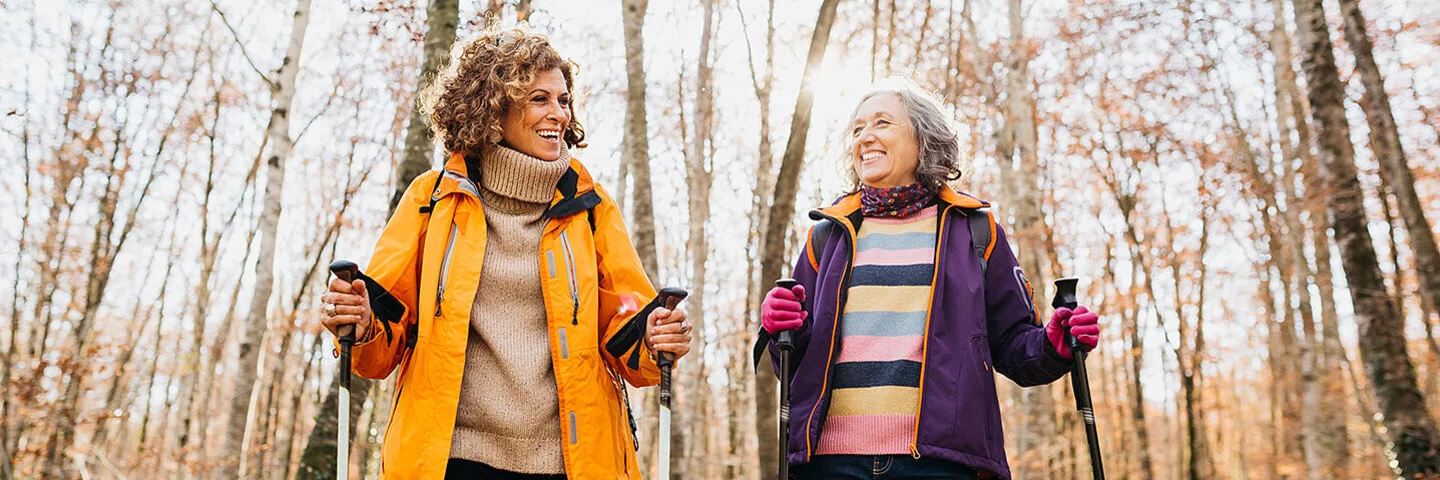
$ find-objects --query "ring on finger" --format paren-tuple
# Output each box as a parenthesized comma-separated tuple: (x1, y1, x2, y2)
(324, 303, 337, 316)
(681, 322, 691, 334)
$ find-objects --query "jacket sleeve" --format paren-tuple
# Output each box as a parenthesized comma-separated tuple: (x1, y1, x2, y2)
(591, 186, 663, 387)
(986, 223, 1072, 387)
(347, 172, 430, 380)
(765, 225, 822, 379)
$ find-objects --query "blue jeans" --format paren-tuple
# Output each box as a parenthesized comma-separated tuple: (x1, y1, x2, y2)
(794, 454, 979, 479)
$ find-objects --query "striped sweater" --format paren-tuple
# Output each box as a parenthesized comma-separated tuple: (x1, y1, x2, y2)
(815, 205, 938, 455)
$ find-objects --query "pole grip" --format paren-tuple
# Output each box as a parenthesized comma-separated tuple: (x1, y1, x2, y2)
(773, 279, 801, 353)
(655, 287, 688, 409)
(1051, 277, 1085, 358)
(329, 260, 360, 346)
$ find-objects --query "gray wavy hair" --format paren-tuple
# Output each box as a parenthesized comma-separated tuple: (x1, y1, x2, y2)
(837, 77, 963, 193)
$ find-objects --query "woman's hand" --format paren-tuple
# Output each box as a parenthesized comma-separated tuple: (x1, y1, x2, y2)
(321, 278, 373, 342)
(761, 284, 806, 335)
(1045, 306, 1100, 360)
(645, 305, 692, 361)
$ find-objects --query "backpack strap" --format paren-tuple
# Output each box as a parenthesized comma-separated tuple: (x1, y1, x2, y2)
(961, 206, 996, 276)
(805, 219, 835, 272)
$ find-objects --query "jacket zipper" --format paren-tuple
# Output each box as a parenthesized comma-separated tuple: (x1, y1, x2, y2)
(431, 170, 478, 318)
(910, 204, 954, 459)
(803, 212, 857, 462)
(536, 218, 575, 474)
(433, 222, 459, 317)
(559, 230, 580, 325)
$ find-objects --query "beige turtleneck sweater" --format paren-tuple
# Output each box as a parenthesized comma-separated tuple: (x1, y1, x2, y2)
(449, 144, 570, 473)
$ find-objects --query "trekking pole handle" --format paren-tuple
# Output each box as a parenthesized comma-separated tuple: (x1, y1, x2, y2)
(329, 260, 360, 346)
(773, 279, 800, 351)
(1051, 277, 1083, 355)
(655, 287, 688, 409)
(654, 287, 689, 370)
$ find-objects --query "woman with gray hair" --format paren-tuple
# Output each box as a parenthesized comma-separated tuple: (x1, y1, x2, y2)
(757, 78, 1103, 479)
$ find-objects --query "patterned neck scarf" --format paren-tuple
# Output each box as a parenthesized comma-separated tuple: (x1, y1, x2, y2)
(860, 182, 936, 218)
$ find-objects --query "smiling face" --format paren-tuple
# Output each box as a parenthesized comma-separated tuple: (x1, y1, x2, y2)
(849, 93, 920, 189)
(499, 68, 572, 161)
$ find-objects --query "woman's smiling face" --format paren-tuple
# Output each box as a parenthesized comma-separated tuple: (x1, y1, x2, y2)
(499, 68, 572, 161)
(849, 93, 919, 189)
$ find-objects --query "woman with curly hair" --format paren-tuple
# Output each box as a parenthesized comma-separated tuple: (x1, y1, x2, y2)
(757, 78, 1102, 479)
(318, 26, 691, 479)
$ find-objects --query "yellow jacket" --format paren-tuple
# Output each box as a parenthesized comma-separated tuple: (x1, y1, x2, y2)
(352, 152, 660, 479)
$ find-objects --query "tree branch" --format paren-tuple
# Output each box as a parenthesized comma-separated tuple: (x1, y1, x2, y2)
(208, 0, 274, 87)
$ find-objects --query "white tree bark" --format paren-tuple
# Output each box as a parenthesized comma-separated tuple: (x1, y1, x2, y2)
(220, 0, 312, 477)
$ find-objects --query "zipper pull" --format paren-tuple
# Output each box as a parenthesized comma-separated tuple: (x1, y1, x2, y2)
(910, 445, 921, 459)
(572, 302, 579, 325)
(434, 287, 445, 317)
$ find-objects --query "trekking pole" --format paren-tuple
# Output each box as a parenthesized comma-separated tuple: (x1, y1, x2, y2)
(773, 279, 801, 480)
(654, 287, 689, 480)
(328, 260, 361, 480)
(1053, 278, 1105, 480)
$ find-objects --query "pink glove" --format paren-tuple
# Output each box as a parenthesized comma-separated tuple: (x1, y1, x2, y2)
(761, 284, 807, 335)
(1046, 305, 1100, 360)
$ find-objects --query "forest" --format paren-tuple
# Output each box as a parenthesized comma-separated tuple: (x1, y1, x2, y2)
(1, 0, 1438, 478)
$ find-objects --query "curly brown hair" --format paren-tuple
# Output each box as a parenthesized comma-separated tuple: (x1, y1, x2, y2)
(420, 26, 586, 155)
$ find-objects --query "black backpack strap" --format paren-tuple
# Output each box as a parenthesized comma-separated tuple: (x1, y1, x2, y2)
(962, 207, 995, 276)
(419, 173, 444, 214)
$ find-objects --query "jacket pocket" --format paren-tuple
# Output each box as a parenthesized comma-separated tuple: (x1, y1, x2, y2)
(971, 335, 1001, 458)
(950, 335, 999, 458)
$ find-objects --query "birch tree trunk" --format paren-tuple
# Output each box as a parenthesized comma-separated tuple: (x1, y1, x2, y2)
(679, 2, 717, 476)
(1291, 0, 1440, 474)
(220, 1, 312, 476)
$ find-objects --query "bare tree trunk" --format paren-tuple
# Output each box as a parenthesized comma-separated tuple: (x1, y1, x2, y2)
(1004, 0, 1058, 476)
(1267, 0, 1353, 472)
(45, 53, 171, 476)
(295, 369, 366, 480)
(883, 0, 897, 75)
(1292, 0, 1440, 474)
(618, 1, 662, 473)
(621, 0, 660, 282)
(757, 2, 841, 475)
(221, 1, 313, 476)
(391, 0, 458, 212)
(1188, 192, 1216, 479)
(675, 0, 717, 476)
(1, 8, 38, 472)
(1339, 0, 1440, 336)
(738, 0, 776, 476)
(199, 205, 263, 465)
(170, 48, 219, 473)
(870, 0, 880, 82)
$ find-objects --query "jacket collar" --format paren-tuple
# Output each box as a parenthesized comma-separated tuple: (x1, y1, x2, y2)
(438, 152, 600, 219)
(810, 185, 988, 225)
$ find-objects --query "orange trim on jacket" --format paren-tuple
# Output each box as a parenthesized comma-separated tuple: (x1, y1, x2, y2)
(351, 152, 660, 479)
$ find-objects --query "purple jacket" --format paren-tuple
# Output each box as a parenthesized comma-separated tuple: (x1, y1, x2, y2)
(768, 188, 1071, 479)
